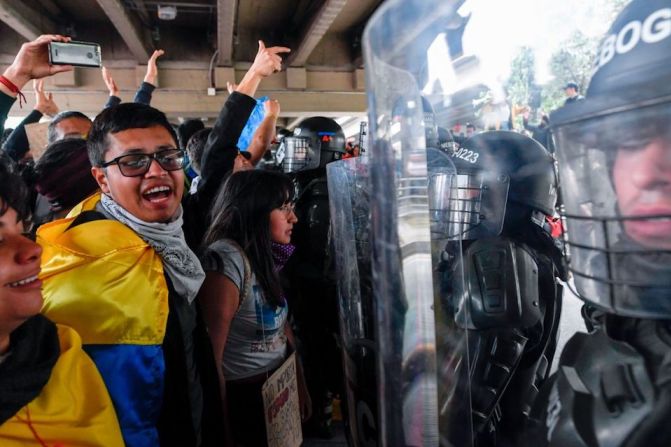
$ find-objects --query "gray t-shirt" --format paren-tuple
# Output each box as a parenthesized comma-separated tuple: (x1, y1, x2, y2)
(200, 239, 288, 380)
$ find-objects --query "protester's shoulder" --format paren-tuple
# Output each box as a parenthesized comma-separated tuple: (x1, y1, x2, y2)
(38, 200, 148, 260)
(201, 239, 246, 288)
(202, 239, 244, 262)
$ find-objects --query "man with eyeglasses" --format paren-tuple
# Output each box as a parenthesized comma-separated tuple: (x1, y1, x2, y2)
(37, 40, 290, 447)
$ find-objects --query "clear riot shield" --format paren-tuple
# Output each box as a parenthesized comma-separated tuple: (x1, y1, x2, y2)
(362, 2, 470, 446)
(327, 157, 377, 446)
(361, 0, 622, 445)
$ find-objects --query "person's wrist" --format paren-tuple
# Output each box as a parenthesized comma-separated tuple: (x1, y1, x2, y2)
(247, 67, 267, 82)
(2, 66, 30, 91)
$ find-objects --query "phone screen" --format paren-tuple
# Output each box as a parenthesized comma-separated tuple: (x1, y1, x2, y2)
(49, 41, 102, 67)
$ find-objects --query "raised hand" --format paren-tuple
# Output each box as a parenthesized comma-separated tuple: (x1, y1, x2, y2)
(144, 49, 165, 86)
(249, 40, 291, 78)
(2, 35, 74, 92)
(33, 79, 59, 116)
(263, 99, 280, 118)
(235, 40, 290, 97)
(101, 66, 119, 97)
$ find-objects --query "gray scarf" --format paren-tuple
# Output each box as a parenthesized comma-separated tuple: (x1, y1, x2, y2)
(99, 193, 205, 303)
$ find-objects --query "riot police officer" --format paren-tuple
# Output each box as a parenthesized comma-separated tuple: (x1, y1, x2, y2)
(527, 1, 671, 445)
(429, 131, 565, 447)
(281, 116, 347, 438)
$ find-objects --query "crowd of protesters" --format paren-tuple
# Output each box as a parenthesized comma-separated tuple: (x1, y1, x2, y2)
(0, 30, 581, 447)
(0, 34, 310, 447)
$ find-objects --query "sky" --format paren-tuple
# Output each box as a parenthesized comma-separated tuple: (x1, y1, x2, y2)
(423, 0, 621, 97)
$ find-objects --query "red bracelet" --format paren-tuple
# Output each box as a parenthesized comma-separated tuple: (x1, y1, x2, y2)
(0, 75, 27, 108)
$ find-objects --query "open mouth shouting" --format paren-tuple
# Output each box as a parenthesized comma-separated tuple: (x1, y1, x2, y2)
(142, 184, 174, 204)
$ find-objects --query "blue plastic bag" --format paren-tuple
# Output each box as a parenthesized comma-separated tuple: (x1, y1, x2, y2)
(237, 96, 268, 151)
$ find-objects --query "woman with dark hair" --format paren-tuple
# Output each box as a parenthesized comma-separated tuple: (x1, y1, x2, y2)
(198, 169, 311, 446)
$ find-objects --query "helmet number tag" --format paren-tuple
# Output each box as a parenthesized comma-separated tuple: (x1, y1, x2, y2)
(276, 141, 286, 164)
(452, 148, 479, 164)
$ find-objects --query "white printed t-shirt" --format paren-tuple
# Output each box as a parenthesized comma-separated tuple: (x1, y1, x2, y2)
(200, 239, 288, 380)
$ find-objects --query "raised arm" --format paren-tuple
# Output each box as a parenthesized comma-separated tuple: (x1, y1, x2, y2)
(101, 66, 121, 109)
(198, 41, 290, 192)
(3, 80, 58, 160)
(133, 49, 164, 105)
(246, 99, 280, 165)
(1, 34, 73, 134)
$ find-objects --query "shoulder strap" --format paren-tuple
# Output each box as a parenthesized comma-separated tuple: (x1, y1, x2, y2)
(223, 239, 251, 311)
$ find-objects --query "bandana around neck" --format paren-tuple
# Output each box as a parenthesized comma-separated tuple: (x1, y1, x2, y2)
(99, 193, 205, 303)
(271, 242, 295, 272)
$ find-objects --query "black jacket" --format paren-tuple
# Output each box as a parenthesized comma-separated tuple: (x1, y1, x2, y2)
(183, 91, 256, 249)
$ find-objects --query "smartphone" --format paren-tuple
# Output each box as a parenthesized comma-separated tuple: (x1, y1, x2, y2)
(48, 41, 102, 67)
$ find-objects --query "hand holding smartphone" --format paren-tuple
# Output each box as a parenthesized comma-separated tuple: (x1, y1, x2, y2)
(48, 41, 102, 68)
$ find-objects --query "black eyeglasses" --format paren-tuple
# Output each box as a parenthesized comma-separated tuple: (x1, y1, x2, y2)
(278, 202, 296, 217)
(101, 148, 186, 177)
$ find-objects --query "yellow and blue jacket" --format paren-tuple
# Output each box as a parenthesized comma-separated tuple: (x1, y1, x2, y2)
(38, 193, 169, 447)
(0, 323, 124, 446)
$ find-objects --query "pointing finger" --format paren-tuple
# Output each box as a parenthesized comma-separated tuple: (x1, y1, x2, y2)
(267, 46, 291, 55)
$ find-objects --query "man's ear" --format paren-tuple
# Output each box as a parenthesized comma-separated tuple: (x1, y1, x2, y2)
(91, 166, 110, 194)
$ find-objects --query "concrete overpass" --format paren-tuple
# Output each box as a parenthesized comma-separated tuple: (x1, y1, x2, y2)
(0, 0, 380, 132)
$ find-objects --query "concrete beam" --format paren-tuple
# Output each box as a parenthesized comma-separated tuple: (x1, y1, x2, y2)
(127, 0, 150, 25)
(289, 0, 348, 67)
(353, 68, 365, 91)
(214, 66, 236, 88)
(7, 90, 365, 120)
(96, 0, 150, 62)
(286, 67, 307, 90)
(1, 62, 366, 118)
(216, 0, 237, 66)
(0, 0, 56, 41)
(47, 69, 77, 87)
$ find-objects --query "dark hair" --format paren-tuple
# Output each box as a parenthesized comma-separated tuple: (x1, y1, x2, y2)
(0, 152, 30, 222)
(47, 111, 92, 144)
(87, 103, 178, 167)
(203, 170, 294, 306)
(34, 138, 98, 212)
(466, 122, 476, 130)
(186, 128, 212, 174)
(565, 82, 579, 91)
(178, 119, 205, 148)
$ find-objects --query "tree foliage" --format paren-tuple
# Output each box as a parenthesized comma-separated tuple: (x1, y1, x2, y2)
(541, 31, 599, 112)
(503, 0, 631, 114)
(505, 46, 539, 108)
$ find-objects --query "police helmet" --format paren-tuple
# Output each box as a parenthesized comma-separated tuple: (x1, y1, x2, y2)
(551, 0, 671, 318)
(428, 131, 557, 241)
(282, 117, 346, 173)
